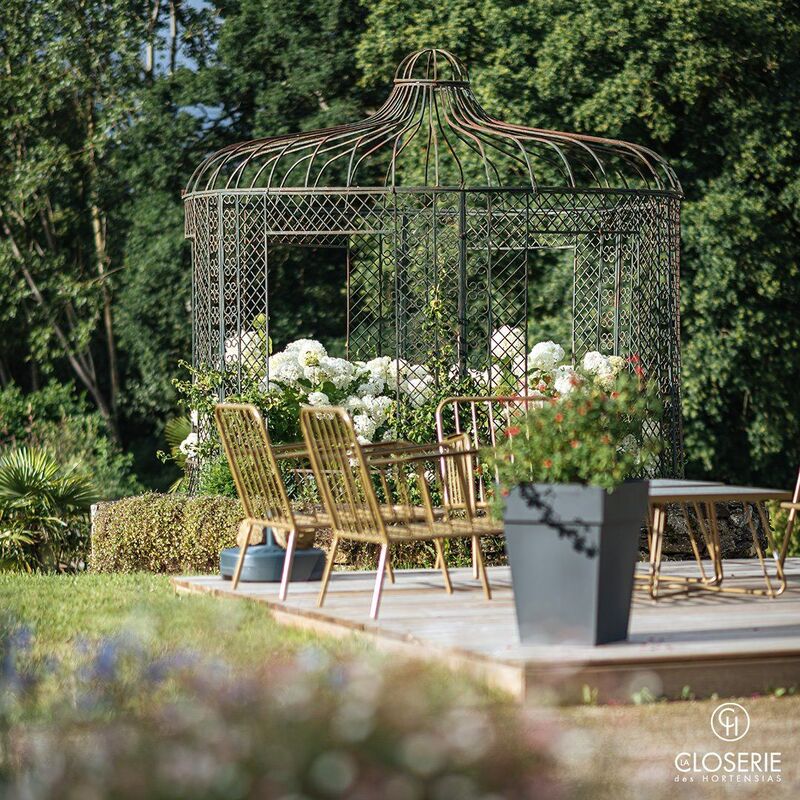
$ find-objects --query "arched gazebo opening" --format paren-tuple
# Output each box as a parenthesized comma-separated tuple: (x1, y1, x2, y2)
(184, 49, 683, 474)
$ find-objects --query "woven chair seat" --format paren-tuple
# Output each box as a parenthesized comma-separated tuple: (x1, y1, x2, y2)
(386, 516, 502, 542)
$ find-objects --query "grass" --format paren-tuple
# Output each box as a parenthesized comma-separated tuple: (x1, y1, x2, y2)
(2, 573, 799, 797)
(0, 572, 364, 667)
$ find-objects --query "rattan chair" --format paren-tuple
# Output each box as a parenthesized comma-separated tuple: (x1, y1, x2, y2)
(214, 403, 330, 598)
(300, 405, 501, 618)
(434, 394, 544, 574)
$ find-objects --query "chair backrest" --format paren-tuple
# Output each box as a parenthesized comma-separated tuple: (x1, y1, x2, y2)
(438, 432, 476, 513)
(435, 394, 544, 504)
(300, 406, 387, 543)
(214, 403, 294, 528)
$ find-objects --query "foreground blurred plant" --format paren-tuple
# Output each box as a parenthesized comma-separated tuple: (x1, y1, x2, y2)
(0, 628, 560, 799)
(0, 448, 98, 572)
(488, 371, 663, 498)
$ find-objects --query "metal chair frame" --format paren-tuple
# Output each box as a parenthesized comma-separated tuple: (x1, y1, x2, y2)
(435, 394, 545, 574)
(214, 403, 328, 598)
(300, 405, 500, 618)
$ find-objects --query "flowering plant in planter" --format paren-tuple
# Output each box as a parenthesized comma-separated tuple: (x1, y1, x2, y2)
(487, 369, 663, 646)
(488, 369, 662, 495)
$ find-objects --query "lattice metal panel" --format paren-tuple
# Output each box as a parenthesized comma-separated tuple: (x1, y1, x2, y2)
(185, 48, 683, 475)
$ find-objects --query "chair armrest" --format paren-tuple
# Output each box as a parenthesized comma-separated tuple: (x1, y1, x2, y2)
(780, 502, 800, 511)
(366, 442, 479, 467)
(272, 442, 309, 460)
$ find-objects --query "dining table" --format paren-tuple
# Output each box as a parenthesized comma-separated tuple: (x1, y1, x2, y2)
(641, 478, 792, 598)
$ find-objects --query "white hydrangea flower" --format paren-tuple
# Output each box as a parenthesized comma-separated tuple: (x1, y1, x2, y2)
(286, 338, 326, 367)
(490, 326, 525, 360)
(385, 357, 411, 381)
(357, 378, 384, 397)
(353, 413, 377, 442)
(307, 391, 330, 406)
(318, 356, 354, 390)
(594, 371, 616, 390)
(268, 352, 303, 385)
(303, 365, 323, 384)
(364, 356, 393, 382)
(553, 365, 581, 396)
(400, 376, 434, 407)
(528, 340, 565, 371)
(608, 355, 626, 375)
(178, 431, 198, 457)
(582, 350, 612, 376)
(344, 395, 366, 414)
(362, 394, 394, 426)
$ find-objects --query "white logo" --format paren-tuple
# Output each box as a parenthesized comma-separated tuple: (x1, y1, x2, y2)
(711, 703, 750, 742)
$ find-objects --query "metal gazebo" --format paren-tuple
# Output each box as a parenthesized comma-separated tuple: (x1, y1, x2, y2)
(184, 48, 683, 474)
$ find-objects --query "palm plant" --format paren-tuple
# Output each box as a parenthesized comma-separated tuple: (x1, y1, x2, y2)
(0, 448, 98, 572)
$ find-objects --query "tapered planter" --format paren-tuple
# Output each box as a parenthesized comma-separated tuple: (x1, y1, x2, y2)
(504, 481, 649, 646)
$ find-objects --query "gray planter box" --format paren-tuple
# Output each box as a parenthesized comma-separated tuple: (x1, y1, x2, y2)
(504, 481, 649, 646)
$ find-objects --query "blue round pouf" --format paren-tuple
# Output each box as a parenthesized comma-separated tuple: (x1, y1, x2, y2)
(219, 528, 325, 583)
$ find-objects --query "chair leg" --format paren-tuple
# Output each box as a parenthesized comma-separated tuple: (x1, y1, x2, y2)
(278, 529, 297, 601)
(232, 521, 253, 591)
(370, 544, 390, 619)
(385, 556, 395, 584)
(472, 536, 479, 579)
(317, 535, 339, 608)
(474, 537, 492, 600)
(434, 539, 452, 594)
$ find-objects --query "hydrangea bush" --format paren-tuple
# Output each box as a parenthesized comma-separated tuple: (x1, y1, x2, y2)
(173, 321, 637, 497)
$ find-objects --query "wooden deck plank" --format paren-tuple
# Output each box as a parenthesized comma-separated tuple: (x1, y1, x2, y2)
(172, 558, 800, 704)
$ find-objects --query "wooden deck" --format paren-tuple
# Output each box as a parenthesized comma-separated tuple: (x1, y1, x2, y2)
(172, 558, 800, 704)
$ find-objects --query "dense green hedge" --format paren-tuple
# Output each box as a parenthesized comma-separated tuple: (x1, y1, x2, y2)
(91, 493, 243, 574)
(90, 492, 505, 575)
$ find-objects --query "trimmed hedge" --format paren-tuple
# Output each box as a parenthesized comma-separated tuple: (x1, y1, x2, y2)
(90, 493, 508, 575)
(91, 493, 243, 573)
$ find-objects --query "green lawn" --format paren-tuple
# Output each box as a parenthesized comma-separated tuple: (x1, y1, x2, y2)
(0, 572, 364, 667)
(2, 573, 798, 798)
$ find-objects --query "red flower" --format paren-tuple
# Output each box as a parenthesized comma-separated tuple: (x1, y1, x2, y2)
(543, 459, 553, 469)
(554, 412, 564, 423)
(634, 365, 645, 377)
(505, 425, 521, 437)
(501, 487, 510, 497)
(627, 353, 641, 364)
(610, 391, 620, 399)
(571, 439, 580, 449)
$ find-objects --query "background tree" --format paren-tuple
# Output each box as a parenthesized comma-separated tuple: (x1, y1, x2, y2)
(1, 0, 799, 489)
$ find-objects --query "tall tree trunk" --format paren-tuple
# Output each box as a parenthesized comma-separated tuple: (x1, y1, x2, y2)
(145, 0, 162, 80)
(169, 0, 178, 74)
(86, 106, 120, 421)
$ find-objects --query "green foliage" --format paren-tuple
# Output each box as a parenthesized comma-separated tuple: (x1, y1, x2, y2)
(0, 382, 141, 499)
(0, 448, 98, 572)
(356, 0, 800, 487)
(2, 0, 800, 491)
(488, 372, 662, 494)
(767, 500, 800, 558)
(90, 493, 244, 574)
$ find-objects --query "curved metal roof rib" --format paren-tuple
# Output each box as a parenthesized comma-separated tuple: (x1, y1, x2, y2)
(186, 48, 681, 195)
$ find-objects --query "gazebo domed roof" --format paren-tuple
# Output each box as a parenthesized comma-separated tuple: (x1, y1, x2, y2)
(186, 48, 680, 194)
